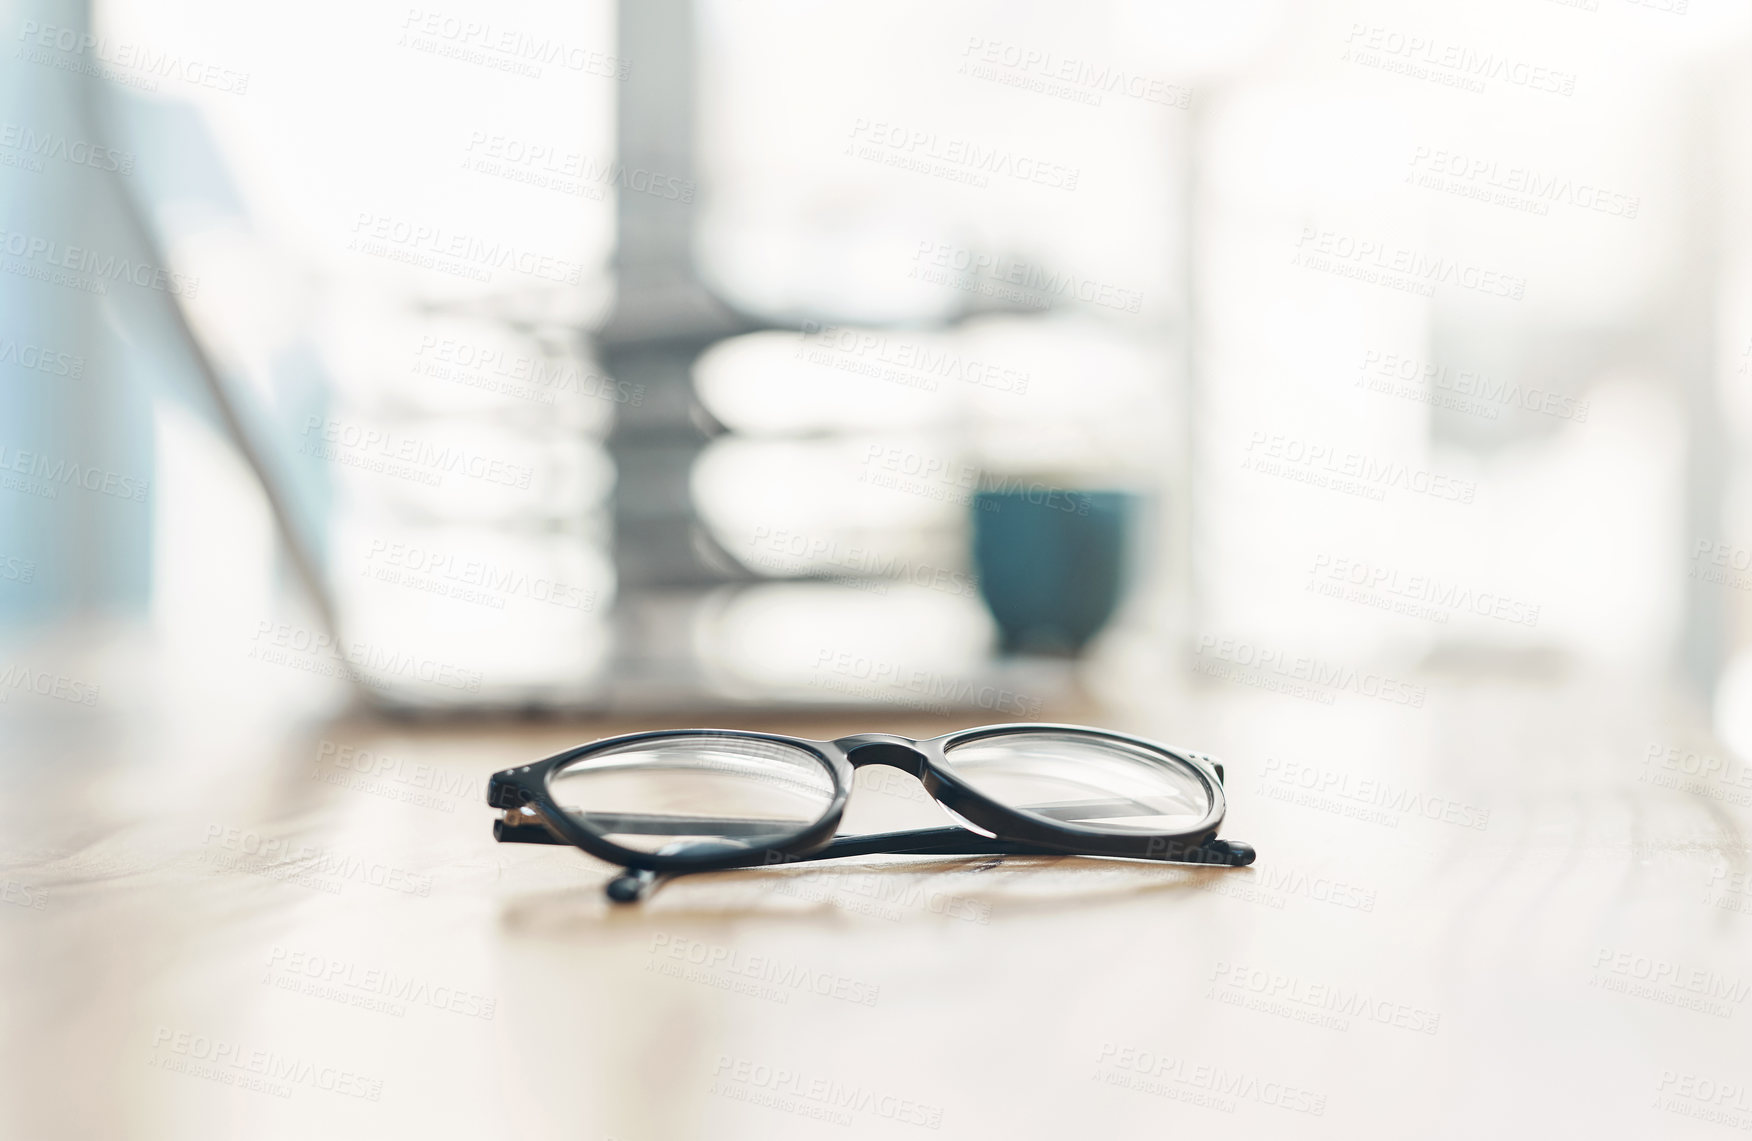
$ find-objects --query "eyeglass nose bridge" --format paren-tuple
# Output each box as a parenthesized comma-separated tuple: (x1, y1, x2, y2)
(835, 733, 927, 776)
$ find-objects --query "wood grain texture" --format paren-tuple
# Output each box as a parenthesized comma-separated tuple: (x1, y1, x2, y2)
(2, 671, 1747, 1140)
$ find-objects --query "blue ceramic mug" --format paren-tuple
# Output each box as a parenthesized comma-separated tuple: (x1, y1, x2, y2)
(972, 486, 1138, 656)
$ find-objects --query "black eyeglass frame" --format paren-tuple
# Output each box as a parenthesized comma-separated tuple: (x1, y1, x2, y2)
(488, 723, 1255, 898)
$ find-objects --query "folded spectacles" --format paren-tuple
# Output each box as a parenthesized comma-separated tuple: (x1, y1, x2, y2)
(487, 723, 1255, 903)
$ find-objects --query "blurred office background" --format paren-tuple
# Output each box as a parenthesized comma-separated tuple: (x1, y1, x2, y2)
(1, 0, 1749, 753)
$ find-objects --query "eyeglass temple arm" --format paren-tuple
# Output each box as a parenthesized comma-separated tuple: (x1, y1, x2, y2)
(496, 814, 1252, 863)
(599, 829, 1255, 903)
(496, 809, 1254, 900)
(788, 827, 1254, 865)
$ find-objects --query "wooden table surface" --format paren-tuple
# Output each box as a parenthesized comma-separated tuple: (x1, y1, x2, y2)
(4, 667, 1749, 1140)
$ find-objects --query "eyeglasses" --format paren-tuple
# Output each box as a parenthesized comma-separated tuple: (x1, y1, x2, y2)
(487, 723, 1255, 903)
